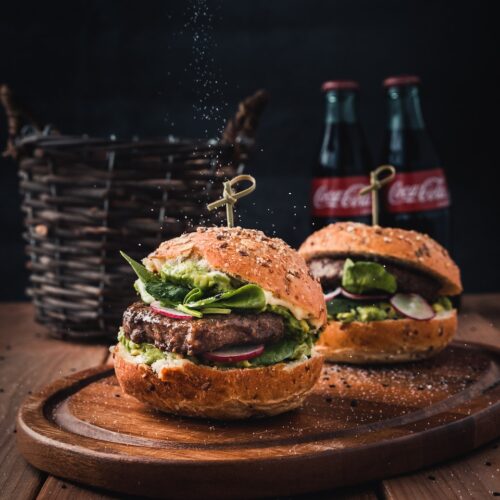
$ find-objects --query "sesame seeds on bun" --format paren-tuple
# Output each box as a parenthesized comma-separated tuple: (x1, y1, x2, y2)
(146, 227, 327, 326)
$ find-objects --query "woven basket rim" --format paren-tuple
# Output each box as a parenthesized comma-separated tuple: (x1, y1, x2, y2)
(16, 133, 236, 152)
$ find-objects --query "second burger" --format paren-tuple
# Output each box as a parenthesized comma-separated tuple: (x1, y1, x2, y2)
(299, 222, 462, 364)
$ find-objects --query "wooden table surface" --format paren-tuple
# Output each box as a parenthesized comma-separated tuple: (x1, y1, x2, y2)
(1, 296, 499, 500)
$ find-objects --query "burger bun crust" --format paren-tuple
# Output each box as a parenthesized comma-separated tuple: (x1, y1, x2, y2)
(317, 310, 457, 364)
(113, 344, 323, 420)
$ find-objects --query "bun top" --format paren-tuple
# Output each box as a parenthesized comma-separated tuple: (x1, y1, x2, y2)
(146, 227, 326, 325)
(299, 223, 462, 296)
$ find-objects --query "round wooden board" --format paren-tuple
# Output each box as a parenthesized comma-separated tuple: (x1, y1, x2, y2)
(17, 342, 500, 499)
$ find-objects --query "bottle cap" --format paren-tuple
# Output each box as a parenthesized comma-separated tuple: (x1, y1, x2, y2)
(321, 80, 360, 92)
(383, 75, 421, 88)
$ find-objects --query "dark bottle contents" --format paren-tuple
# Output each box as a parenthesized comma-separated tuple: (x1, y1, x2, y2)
(311, 81, 372, 230)
(380, 75, 451, 248)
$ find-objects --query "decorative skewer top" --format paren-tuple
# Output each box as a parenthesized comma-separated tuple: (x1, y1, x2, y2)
(207, 175, 257, 228)
(359, 165, 396, 226)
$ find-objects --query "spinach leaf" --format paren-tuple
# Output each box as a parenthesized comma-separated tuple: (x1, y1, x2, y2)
(201, 307, 231, 314)
(326, 297, 360, 316)
(249, 338, 312, 366)
(186, 284, 266, 311)
(121, 251, 189, 304)
(144, 280, 189, 304)
(120, 251, 155, 283)
(176, 304, 203, 318)
(183, 287, 203, 304)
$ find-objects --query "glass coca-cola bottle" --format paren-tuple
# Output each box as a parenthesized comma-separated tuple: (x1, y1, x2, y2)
(311, 80, 372, 229)
(380, 75, 451, 248)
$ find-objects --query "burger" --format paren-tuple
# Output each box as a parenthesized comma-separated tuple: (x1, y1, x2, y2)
(113, 226, 326, 419)
(299, 222, 462, 364)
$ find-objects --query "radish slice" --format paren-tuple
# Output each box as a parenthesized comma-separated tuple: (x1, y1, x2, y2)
(340, 288, 390, 301)
(390, 293, 436, 321)
(324, 287, 342, 302)
(203, 344, 265, 363)
(150, 302, 193, 319)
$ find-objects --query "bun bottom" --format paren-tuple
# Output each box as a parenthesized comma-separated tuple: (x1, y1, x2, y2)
(113, 344, 323, 420)
(316, 310, 457, 364)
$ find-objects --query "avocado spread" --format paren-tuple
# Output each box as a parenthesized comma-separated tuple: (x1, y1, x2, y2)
(118, 328, 166, 365)
(327, 296, 453, 323)
(160, 259, 239, 293)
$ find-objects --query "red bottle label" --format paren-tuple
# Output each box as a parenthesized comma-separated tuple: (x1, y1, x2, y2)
(311, 176, 371, 217)
(384, 168, 450, 213)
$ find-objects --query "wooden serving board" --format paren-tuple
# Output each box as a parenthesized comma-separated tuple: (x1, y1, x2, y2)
(17, 341, 500, 499)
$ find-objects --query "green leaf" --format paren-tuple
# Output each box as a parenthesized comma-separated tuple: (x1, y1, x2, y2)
(326, 297, 360, 316)
(145, 280, 189, 305)
(200, 307, 231, 314)
(176, 304, 203, 318)
(120, 251, 155, 283)
(183, 287, 203, 304)
(120, 252, 190, 304)
(186, 284, 266, 311)
(342, 259, 397, 294)
(249, 338, 312, 366)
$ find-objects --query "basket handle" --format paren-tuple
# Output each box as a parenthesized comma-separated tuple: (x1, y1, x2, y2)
(221, 89, 269, 146)
(0, 84, 41, 158)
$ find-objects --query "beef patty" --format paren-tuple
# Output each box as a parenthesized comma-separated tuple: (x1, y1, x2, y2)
(309, 257, 441, 302)
(122, 302, 285, 355)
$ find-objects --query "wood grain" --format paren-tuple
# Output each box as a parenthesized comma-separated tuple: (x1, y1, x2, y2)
(379, 305, 500, 499)
(462, 294, 500, 330)
(37, 478, 380, 500)
(456, 311, 500, 345)
(0, 303, 109, 500)
(17, 340, 500, 499)
(37, 477, 122, 500)
(2, 298, 500, 499)
(291, 484, 380, 499)
(382, 438, 500, 499)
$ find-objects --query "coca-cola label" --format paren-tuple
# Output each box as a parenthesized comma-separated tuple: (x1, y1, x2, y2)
(311, 176, 371, 217)
(384, 168, 450, 213)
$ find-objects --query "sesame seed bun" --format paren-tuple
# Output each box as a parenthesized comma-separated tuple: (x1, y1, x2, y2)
(113, 343, 323, 420)
(146, 227, 326, 326)
(316, 310, 457, 364)
(299, 223, 462, 296)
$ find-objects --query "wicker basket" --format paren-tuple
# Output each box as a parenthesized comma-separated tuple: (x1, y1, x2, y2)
(1, 87, 268, 339)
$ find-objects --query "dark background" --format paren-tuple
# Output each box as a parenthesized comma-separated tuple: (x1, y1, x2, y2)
(0, 0, 498, 300)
